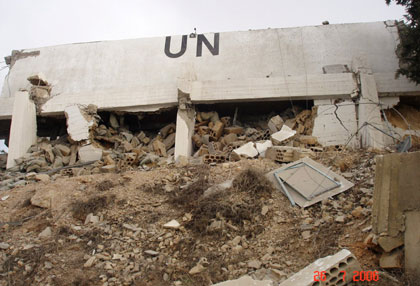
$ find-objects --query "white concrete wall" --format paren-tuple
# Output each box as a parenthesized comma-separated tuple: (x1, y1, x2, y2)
(6, 91, 37, 169)
(1, 21, 420, 118)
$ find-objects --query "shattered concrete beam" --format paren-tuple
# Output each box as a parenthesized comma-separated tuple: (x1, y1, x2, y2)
(6, 91, 37, 169)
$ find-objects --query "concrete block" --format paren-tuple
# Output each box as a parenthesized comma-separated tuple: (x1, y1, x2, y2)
(203, 154, 226, 164)
(268, 115, 284, 133)
(174, 107, 195, 160)
(210, 121, 224, 140)
(265, 146, 314, 163)
(379, 248, 403, 269)
(299, 135, 318, 145)
(378, 236, 404, 253)
(6, 91, 37, 169)
(221, 133, 238, 145)
(256, 140, 273, 157)
(270, 125, 296, 145)
(224, 126, 244, 135)
(64, 104, 94, 143)
(213, 275, 273, 286)
(405, 211, 420, 278)
(153, 140, 167, 157)
(232, 142, 259, 159)
(163, 132, 176, 150)
(78, 144, 103, 163)
(279, 249, 361, 286)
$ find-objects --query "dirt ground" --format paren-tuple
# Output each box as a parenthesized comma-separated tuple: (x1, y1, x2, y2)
(0, 149, 411, 286)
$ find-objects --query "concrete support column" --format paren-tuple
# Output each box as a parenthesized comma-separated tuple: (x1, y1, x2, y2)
(6, 91, 37, 169)
(358, 73, 385, 148)
(174, 91, 195, 160)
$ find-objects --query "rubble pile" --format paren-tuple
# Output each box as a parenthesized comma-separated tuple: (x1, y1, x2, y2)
(192, 107, 319, 164)
(0, 151, 385, 286)
(1, 107, 179, 190)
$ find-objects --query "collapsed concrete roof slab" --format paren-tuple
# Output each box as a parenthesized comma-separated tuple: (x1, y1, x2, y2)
(2, 21, 420, 119)
(190, 73, 357, 103)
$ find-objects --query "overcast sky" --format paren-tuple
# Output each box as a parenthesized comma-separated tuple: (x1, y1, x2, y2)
(0, 0, 406, 151)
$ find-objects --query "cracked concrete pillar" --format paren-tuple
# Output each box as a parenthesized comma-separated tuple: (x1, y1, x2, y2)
(358, 73, 385, 149)
(6, 91, 37, 169)
(174, 90, 195, 160)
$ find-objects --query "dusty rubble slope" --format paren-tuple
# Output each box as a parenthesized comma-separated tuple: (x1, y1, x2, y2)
(0, 148, 409, 286)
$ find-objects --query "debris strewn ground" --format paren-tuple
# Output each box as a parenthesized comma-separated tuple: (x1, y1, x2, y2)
(0, 104, 418, 285)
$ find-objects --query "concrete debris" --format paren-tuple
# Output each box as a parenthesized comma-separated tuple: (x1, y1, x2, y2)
(265, 146, 314, 163)
(271, 125, 296, 145)
(0, 242, 10, 250)
(267, 157, 354, 208)
(232, 142, 259, 159)
(38, 227, 52, 238)
(279, 249, 361, 286)
(78, 144, 103, 163)
(163, 219, 180, 230)
(255, 140, 272, 157)
(64, 104, 97, 143)
(214, 275, 273, 286)
(267, 115, 284, 133)
(380, 248, 403, 269)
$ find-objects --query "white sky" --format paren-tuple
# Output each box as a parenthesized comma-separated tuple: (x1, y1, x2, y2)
(0, 0, 406, 151)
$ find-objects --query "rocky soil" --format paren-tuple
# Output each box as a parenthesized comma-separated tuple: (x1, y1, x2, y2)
(0, 147, 410, 286)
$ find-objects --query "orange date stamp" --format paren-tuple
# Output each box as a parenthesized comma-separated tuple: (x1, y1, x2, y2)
(314, 270, 380, 282)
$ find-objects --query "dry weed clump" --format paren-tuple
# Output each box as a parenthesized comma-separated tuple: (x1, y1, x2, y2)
(71, 195, 115, 221)
(95, 179, 115, 192)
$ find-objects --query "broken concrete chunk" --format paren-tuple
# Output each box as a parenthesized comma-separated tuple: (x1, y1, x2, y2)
(163, 219, 180, 230)
(78, 144, 103, 163)
(153, 140, 167, 157)
(34, 174, 50, 182)
(378, 236, 404, 253)
(270, 125, 296, 145)
(27, 73, 48, 86)
(214, 275, 273, 286)
(55, 144, 71, 157)
(85, 213, 100, 225)
(38, 227, 52, 238)
(160, 123, 176, 138)
(211, 121, 224, 140)
(144, 250, 159, 256)
(298, 135, 318, 145)
(232, 142, 258, 159)
(279, 249, 361, 286)
(163, 133, 176, 150)
(256, 140, 273, 157)
(224, 126, 244, 135)
(265, 146, 314, 163)
(64, 105, 95, 143)
(109, 114, 119, 129)
(380, 248, 403, 269)
(268, 115, 284, 133)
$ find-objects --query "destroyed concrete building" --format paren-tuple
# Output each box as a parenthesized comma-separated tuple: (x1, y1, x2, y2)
(0, 20, 419, 285)
(0, 20, 419, 171)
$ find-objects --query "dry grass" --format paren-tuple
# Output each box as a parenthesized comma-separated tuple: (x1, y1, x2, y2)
(71, 194, 115, 221)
